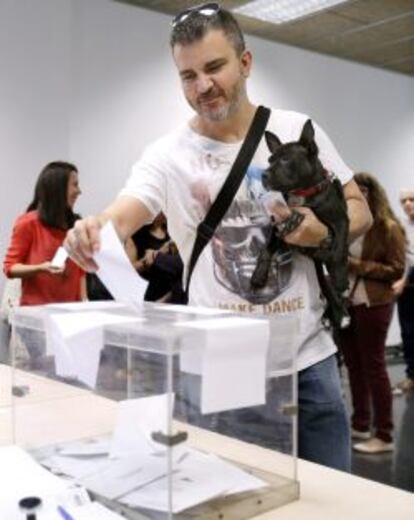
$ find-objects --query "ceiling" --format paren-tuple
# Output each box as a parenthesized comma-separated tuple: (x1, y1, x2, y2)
(114, 0, 414, 76)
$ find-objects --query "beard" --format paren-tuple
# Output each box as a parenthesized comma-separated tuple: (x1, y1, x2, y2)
(189, 76, 246, 122)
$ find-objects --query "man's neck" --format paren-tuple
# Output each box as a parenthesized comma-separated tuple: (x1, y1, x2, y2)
(190, 101, 257, 143)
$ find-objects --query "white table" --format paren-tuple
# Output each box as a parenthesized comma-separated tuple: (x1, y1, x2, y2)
(1, 365, 412, 519)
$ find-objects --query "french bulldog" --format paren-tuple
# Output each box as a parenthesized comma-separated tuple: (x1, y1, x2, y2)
(251, 119, 350, 329)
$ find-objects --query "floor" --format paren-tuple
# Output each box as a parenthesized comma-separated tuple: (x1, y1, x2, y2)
(343, 357, 414, 493)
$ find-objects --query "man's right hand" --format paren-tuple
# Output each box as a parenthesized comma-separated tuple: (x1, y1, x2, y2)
(64, 216, 103, 271)
(64, 196, 155, 271)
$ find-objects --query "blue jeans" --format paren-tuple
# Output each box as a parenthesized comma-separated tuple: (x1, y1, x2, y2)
(298, 354, 351, 471)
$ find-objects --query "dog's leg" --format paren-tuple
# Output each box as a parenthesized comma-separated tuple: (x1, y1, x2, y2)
(251, 227, 281, 289)
(314, 260, 349, 329)
(328, 223, 349, 295)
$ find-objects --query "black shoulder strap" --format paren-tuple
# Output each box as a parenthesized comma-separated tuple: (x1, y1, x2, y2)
(185, 105, 271, 296)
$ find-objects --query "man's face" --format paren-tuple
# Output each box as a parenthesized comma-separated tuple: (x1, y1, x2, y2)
(173, 29, 251, 121)
(400, 190, 414, 220)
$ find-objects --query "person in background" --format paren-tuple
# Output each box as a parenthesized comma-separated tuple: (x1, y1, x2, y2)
(337, 173, 405, 454)
(131, 213, 185, 303)
(3, 161, 85, 305)
(392, 189, 414, 393)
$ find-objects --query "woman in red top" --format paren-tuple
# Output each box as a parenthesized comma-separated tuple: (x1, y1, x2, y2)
(3, 161, 85, 305)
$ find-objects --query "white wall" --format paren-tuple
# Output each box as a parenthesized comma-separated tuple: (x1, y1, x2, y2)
(0, 0, 72, 257)
(1, 0, 413, 341)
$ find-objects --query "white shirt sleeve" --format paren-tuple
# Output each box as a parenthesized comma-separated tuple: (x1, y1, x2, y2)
(119, 143, 167, 217)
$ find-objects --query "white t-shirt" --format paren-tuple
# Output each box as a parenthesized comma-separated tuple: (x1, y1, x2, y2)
(121, 109, 353, 371)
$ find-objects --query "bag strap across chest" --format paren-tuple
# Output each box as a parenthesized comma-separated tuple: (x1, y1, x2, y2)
(184, 105, 271, 298)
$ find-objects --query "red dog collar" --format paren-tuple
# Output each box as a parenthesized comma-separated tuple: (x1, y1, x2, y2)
(290, 170, 333, 198)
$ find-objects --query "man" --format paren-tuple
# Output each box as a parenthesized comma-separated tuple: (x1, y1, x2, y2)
(393, 189, 414, 392)
(65, 4, 372, 471)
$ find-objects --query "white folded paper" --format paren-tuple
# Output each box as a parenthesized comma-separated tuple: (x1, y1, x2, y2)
(95, 221, 148, 305)
(46, 301, 127, 312)
(58, 437, 111, 457)
(177, 317, 269, 414)
(47, 453, 111, 480)
(80, 454, 169, 501)
(122, 449, 267, 513)
(45, 311, 142, 388)
(110, 394, 177, 459)
(51, 246, 68, 268)
(62, 501, 128, 520)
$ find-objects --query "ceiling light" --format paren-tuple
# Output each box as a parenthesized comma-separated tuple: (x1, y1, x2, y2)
(233, 0, 348, 24)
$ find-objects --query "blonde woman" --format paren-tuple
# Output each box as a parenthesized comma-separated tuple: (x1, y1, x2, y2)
(337, 173, 405, 454)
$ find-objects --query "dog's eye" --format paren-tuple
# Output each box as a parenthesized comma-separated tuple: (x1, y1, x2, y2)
(279, 157, 289, 165)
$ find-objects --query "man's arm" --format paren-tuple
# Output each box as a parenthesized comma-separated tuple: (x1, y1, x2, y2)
(64, 195, 153, 271)
(343, 178, 373, 242)
(271, 178, 372, 248)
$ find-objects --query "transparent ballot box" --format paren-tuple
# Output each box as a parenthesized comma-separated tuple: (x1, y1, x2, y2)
(10, 302, 299, 519)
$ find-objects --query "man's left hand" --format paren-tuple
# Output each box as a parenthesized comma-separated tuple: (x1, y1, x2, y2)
(271, 205, 328, 248)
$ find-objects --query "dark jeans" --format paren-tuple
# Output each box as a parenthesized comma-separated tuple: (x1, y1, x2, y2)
(298, 354, 350, 471)
(338, 303, 394, 443)
(397, 273, 414, 379)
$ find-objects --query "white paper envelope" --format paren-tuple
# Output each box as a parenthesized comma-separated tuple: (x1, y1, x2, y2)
(110, 394, 177, 459)
(51, 246, 68, 268)
(177, 317, 269, 414)
(94, 221, 148, 305)
(45, 311, 142, 388)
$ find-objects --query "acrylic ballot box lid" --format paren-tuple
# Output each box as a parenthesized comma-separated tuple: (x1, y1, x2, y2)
(9, 302, 299, 520)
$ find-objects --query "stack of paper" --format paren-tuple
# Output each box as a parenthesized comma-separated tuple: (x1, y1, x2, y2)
(121, 449, 266, 513)
(40, 394, 267, 515)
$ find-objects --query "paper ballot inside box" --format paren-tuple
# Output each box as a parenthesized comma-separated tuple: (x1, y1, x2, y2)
(177, 317, 269, 414)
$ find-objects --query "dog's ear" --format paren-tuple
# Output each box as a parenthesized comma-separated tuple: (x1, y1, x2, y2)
(265, 131, 282, 154)
(299, 119, 318, 156)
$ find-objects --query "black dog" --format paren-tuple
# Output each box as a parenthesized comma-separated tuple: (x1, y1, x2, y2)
(251, 119, 349, 329)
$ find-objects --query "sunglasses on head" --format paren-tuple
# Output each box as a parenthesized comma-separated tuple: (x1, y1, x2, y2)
(171, 2, 220, 28)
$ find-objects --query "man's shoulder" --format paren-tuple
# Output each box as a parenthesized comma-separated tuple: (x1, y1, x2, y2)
(267, 108, 311, 137)
(143, 124, 189, 157)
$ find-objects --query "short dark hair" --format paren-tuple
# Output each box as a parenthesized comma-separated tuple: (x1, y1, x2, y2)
(27, 161, 79, 230)
(170, 7, 245, 56)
